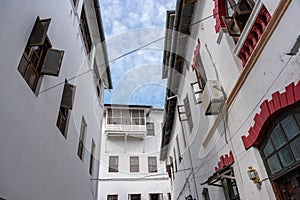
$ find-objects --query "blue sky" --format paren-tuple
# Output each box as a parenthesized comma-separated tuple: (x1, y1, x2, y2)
(100, 0, 176, 108)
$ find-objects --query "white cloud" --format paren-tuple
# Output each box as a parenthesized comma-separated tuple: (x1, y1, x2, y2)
(100, 0, 176, 107)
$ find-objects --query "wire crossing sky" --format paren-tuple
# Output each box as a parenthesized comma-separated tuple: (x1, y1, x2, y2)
(100, 0, 176, 108)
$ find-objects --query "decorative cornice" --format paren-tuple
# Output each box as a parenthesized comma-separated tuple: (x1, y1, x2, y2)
(213, 0, 226, 33)
(242, 81, 300, 150)
(226, 0, 292, 109)
(215, 150, 234, 172)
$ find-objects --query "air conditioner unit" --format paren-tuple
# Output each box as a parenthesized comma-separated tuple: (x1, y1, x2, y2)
(201, 80, 225, 115)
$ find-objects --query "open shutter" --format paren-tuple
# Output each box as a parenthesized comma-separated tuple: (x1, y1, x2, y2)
(61, 82, 76, 110)
(29, 17, 51, 46)
(184, 96, 193, 130)
(159, 193, 163, 200)
(41, 49, 64, 76)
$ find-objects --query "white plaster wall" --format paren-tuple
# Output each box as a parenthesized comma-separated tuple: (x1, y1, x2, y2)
(0, 1, 106, 199)
(166, 0, 300, 200)
(98, 108, 171, 200)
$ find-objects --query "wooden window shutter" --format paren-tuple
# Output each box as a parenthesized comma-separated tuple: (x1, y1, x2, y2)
(61, 82, 76, 110)
(41, 49, 64, 76)
(184, 95, 193, 130)
(29, 17, 51, 46)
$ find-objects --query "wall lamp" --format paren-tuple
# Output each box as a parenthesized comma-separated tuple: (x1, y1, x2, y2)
(247, 166, 262, 185)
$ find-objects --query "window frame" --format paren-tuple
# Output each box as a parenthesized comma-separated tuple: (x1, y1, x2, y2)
(109, 156, 119, 173)
(80, 5, 92, 54)
(128, 194, 141, 200)
(130, 156, 139, 172)
(222, 0, 256, 42)
(77, 116, 87, 160)
(183, 95, 193, 131)
(221, 169, 240, 200)
(56, 82, 76, 138)
(107, 195, 118, 200)
(146, 122, 155, 136)
(148, 157, 158, 173)
(18, 17, 64, 92)
(259, 107, 300, 179)
(89, 140, 95, 175)
(107, 108, 145, 126)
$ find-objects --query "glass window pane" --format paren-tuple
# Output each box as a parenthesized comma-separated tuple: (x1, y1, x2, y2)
(131, 110, 139, 117)
(278, 146, 294, 167)
(267, 154, 281, 174)
(271, 125, 286, 149)
(263, 139, 274, 157)
(281, 116, 300, 139)
(290, 137, 300, 160)
(122, 109, 130, 118)
(113, 109, 121, 117)
(295, 113, 300, 125)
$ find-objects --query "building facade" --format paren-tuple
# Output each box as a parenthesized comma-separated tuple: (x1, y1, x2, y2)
(161, 0, 300, 200)
(0, 0, 112, 199)
(98, 105, 171, 200)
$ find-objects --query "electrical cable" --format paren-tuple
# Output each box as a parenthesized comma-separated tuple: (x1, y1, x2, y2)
(37, 1, 245, 95)
(169, 55, 295, 187)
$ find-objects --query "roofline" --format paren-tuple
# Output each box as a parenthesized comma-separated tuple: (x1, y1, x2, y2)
(104, 104, 153, 108)
(160, 0, 196, 161)
(93, 0, 113, 89)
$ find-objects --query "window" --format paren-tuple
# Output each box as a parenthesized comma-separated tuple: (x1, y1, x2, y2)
(130, 156, 139, 172)
(167, 193, 171, 200)
(72, 0, 79, 8)
(223, 0, 256, 43)
(107, 195, 118, 200)
(191, 46, 207, 104)
(173, 149, 178, 172)
(202, 188, 210, 200)
(77, 116, 87, 160)
(184, 95, 193, 131)
(146, 122, 155, 136)
(149, 193, 162, 200)
(18, 17, 64, 92)
(56, 81, 76, 138)
(221, 169, 240, 200)
(128, 194, 141, 200)
(107, 108, 145, 125)
(260, 108, 300, 176)
(93, 62, 102, 100)
(169, 156, 175, 180)
(176, 136, 182, 163)
(80, 6, 92, 54)
(109, 156, 118, 172)
(89, 140, 95, 175)
(148, 157, 157, 173)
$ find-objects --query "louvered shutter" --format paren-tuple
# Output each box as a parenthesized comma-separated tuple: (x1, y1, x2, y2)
(29, 17, 51, 46)
(41, 49, 64, 76)
(61, 83, 76, 110)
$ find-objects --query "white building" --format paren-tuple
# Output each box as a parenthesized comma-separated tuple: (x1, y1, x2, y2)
(161, 0, 300, 200)
(98, 104, 171, 200)
(0, 0, 112, 200)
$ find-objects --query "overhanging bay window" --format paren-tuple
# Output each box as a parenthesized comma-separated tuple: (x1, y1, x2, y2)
(107, 108, 145, 126)
(18, 17, 64, 92)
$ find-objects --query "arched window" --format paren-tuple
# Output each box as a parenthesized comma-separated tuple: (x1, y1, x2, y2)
(260, 107, 300, 177)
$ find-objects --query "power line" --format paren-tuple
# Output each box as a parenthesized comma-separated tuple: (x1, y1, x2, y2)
(38, 36, 165, 94)
(38, 1, 243, 95)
